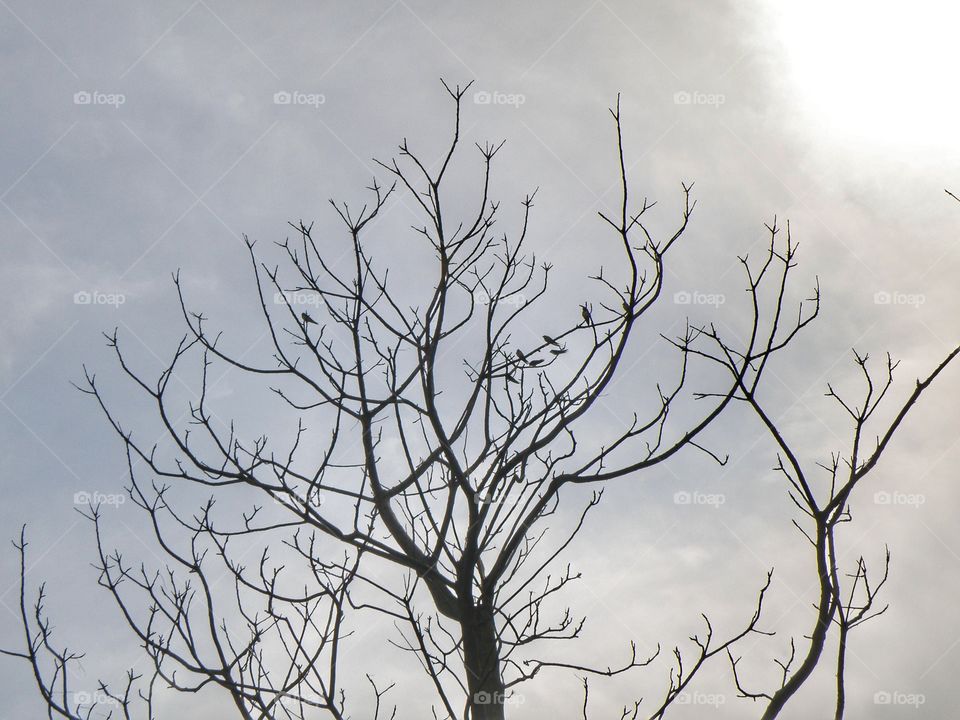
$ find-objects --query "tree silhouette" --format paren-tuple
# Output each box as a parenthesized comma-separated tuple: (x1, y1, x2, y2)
(5, 84, 956, 720)
(717, 224, 960, 718)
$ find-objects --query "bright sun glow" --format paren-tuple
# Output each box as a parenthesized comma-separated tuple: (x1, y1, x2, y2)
(775, 1, 960, 147)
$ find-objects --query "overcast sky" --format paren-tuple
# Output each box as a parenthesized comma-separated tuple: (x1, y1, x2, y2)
(2, 1, 960, 718)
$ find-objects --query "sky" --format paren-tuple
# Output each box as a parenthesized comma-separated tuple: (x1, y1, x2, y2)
(2, 1, 960, 718)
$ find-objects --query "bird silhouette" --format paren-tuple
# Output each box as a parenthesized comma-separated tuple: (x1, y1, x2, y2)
(516, 349, 529, 363)
(505, 372, 519, 384)
(550, 347, 567, 356)
(543, 334, 560, 347)
(581, 304, 592, 325)
(301, 312, 318, 325)
(528, 358, 544, 367)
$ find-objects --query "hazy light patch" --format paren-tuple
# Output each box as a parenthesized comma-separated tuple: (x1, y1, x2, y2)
(774, 1, 960, 148)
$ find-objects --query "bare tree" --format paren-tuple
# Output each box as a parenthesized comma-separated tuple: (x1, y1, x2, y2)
(8, 83, 922, 720)
(3, 518, 385, 720)
(698, 224, 960, 719)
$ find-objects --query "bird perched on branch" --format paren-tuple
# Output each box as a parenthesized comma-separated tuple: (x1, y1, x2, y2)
(543, 335, 560, 347)
(516, 349, 529, 364)
(580, 303, 592, 325)
(550, 347, 567, 356)
(301, 312, 317, 325)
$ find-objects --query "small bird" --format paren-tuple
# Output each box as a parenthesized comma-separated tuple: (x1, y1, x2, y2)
(528, 358, 544, 367)
(505, 372, 519, 384)
(301, 312, 317, 325)
(543, 334, 560, 347)
(581, 304, 592, 325)
(516, 349, 529, 363)
(550, 347, 567, 356)
(622, 301, 632, 315)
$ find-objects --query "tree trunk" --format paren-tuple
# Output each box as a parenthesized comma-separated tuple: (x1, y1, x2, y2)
(834, 622, 847, 720)
(761, 533, 835, 719)
(462, 605, 505, 720)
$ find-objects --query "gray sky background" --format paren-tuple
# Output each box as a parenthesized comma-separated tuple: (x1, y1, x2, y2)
(2, 1, 960, 718)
